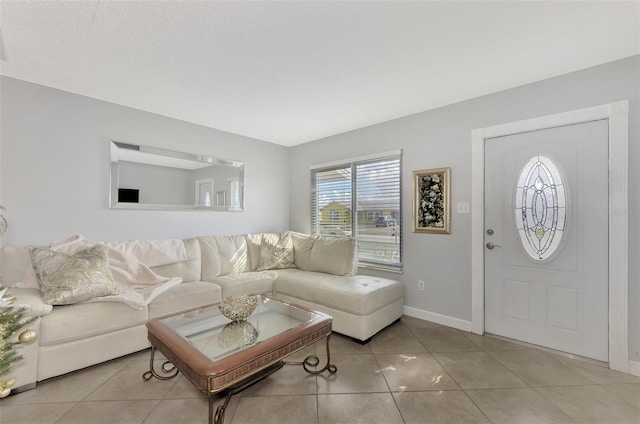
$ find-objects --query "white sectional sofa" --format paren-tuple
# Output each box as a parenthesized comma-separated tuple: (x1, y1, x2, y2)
(0, 231, 404, 392)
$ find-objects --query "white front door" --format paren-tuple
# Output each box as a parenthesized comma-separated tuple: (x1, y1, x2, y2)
(484, 119, 609, 361)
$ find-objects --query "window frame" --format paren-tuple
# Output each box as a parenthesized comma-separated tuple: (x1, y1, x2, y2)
(311, 150, 402, 271)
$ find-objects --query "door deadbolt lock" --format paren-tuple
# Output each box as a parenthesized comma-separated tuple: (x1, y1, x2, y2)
(486, 229, 494, 235)
(486, 242, 501, 250)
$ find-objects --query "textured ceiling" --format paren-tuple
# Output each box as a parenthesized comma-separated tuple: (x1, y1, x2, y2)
(1, 1, 638, 146)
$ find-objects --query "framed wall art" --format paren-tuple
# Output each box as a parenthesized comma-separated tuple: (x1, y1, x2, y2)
(413, 167, 451, 234)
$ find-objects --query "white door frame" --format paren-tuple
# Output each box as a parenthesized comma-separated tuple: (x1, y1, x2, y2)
(195, 178, 214, 206)
(471, 101, 629, 372)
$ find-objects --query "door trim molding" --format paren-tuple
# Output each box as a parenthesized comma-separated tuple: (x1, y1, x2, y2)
(471, 101, 629, 372)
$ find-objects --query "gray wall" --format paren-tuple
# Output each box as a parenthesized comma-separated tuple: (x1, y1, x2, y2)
(0, 77, 290, 245)
(289, 55, 639, 361)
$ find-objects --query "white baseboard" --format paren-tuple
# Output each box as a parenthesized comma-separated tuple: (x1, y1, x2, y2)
(628, 360, 640, 377)
(403, 306, 473, 332)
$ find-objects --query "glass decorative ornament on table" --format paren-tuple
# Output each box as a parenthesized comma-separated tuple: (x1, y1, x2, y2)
(218, 321, 259, 348)
(218, 294, 259, 322)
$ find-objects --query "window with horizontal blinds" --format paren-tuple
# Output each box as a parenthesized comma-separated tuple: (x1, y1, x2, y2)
(311, 153, 402, 270)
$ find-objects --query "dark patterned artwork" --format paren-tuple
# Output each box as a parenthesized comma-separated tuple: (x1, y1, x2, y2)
(413, 168, 450, 234)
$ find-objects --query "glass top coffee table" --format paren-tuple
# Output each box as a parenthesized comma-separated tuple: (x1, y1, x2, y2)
(142, 295, 336, 424)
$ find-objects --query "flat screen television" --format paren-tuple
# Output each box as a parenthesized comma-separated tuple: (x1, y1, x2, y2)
(118, 188, 139, 203)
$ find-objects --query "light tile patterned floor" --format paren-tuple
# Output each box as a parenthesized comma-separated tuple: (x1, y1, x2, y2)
(1, 316, 639, 424)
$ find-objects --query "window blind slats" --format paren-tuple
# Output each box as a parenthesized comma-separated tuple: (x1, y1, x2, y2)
(311, 155, 402, 269)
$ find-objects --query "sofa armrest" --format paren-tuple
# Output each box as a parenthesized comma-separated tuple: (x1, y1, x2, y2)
(7, 288, 53, 317)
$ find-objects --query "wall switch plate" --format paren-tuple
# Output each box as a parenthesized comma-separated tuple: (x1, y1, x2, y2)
(418, 280, 425, 291)
(457, 202, 470, 213)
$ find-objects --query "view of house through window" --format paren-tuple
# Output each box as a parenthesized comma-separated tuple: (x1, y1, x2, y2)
(311, 152, 402, 269)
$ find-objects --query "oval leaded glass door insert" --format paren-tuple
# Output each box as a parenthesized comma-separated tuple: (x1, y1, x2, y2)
(514, 155, 567, 261)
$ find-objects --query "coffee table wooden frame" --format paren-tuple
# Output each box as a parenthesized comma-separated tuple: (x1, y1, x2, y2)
(142, 296, 336, 424)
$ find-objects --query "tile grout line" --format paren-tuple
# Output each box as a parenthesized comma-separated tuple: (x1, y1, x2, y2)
(370, 338, 407, 424)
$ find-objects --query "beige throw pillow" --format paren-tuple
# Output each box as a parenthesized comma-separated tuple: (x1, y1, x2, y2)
(288, 231, 315, 271)
(29, 244, 117, 305)
(257, 233, 294, 271)
(308, 236, 357, 276)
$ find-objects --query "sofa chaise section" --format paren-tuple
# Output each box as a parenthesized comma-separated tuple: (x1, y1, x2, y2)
(273, 269, 404, 342)
(270, 233, 404, 342)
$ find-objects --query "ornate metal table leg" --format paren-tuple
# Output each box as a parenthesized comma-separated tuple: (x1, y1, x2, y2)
(142, 346, 179, 381)
(288, 334, 338, 375)
(209, 361, 284, 424)
(211, 391, 233, 424)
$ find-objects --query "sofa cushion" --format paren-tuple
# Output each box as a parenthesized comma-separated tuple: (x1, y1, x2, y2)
(288, 232, 315, 271)
(39, 301, 148, 346)
(199, 235, 251, 279)
(273, 268, 403, 316)
(148, 281, 222, 319)
(103, 238, 188, 267)
(150, 238, 201, 282)
(244, 233, 283, 272)
(244, 233, 263, 271)
(210, 271, 276, 298)
(257, 233, 294, 271)
(308, 236, 357, 276)
(29, 245, 118, 305)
